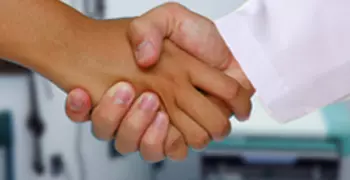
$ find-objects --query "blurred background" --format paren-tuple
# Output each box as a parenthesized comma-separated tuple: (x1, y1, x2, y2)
(1, 0, 350, 180)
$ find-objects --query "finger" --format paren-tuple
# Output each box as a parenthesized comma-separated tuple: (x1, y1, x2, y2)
(224, 60, 255, 91)
(187, 59, 253, 121)
(115, 92, 160, 154)
(65, 88, 92, 122)
(169, 109, 210, 150)
(128, 2, 233, 70)
(229, 87, 253, 121)
(224, 62, 255, 120)
(176, 86, 231, 141)
(187, 58, 240, 104)
(91, 82, 135, 140)
(206, 96, 232, 140)
(140, 111, 169, 162)
(164, 125, 188, 161)
(207, 96, 232, 119)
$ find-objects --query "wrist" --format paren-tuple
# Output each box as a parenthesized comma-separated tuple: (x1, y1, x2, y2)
(0, 0, 93, 77)
(30, 16, 94, 79)
(44, 18, 135, 94)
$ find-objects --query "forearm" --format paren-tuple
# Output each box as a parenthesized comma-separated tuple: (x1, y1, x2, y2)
(0, 0, 90, 75)
(0, 0, 136, 100)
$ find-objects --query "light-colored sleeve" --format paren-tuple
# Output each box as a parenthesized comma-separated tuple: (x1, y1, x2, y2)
(215, 0, 350, 123)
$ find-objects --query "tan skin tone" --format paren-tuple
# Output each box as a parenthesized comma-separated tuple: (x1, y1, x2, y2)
(0, 1, 252, 161)
(65, 3, 255, 162)
(51, 18, 238, 156)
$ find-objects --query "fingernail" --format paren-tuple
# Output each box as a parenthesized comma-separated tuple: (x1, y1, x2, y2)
(69, 94, 84, 111)
(110, 82, 133, 105)
(135, 41, 154, 62)
(139, 93, 158, 111)
(69, 96, 83, 112)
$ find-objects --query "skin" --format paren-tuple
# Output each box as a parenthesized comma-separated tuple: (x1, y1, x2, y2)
(58, 18, 239, 159)
(0, 1, 250, 162)
(65, 3, 255, 162)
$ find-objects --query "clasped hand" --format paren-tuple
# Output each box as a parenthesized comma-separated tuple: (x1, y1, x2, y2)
(63, 3, 255, 162)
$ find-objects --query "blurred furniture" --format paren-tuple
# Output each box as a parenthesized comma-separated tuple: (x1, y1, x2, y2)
(0, 112, 14, 180)
(0, 61, 28, 74)
(0, 60, 40, 180)
(205, 97, 350, 180)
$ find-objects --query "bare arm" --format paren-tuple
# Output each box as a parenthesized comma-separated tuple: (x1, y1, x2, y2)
(0, 0, 90, 75)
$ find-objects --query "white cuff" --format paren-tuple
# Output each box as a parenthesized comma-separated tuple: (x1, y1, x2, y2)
(214, 9, 292, 122)
(214, 4, 350, 123)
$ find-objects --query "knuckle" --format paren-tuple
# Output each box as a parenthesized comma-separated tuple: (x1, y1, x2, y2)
(189, 132, 210, 150)
(165, 133, 184, 155)
(91, 122, 110, 141)
(91, 108, 114, 126)
(114, 142, 128, 155)
(142, 153, 165, 163)
(140, 136, 165, 162)
(236, 99, 253, 121)
(128, 18, 148, 44)
(208, 19, 216, 28)
(163, 2, 185, 11)
(90, 108, 117, 140)
(141, 136, 162, 151)
(209, 96, 233, 118)
(211, 118, 231, 139)
(169, 150, 188, 161)
(114, 136, 139, 155)
(129, 18, 142, 32)
(90, 126, 104, 141)
(123, 118, 143, 135)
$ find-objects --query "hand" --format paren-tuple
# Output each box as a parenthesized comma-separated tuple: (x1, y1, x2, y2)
(65, 3, 254, 162)
(56, 18, 243, 161)
(128, 3, 254, 95)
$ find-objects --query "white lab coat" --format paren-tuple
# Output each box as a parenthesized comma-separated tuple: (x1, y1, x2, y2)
(215, 0, 350, 122)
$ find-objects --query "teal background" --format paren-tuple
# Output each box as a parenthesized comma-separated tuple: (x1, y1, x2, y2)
(210, 102, 350, 157)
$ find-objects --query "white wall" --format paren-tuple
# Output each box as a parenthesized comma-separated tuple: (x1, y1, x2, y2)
(105, 0, 245, 20)
(35, 75, 151, 180)
(0, 75, 32, 180)
(0, 73, 149, 180)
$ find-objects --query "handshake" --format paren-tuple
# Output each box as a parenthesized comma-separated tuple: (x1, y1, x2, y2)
(48, 3, 255, 162)
(5, 0, 345, 165)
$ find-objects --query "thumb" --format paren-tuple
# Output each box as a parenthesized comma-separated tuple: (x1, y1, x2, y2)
(65, 88, 92, 122)
(127, 14, 167, 68)
(128, 2, 233, 70)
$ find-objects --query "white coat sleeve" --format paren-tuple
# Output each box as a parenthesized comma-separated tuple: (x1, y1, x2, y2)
(214, 0, 350, 123)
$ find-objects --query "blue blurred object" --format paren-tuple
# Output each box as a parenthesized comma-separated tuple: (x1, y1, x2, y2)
(322, 102, 350, 156)
(243, 155, 297, 164)
(0, 111, 14, 180)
